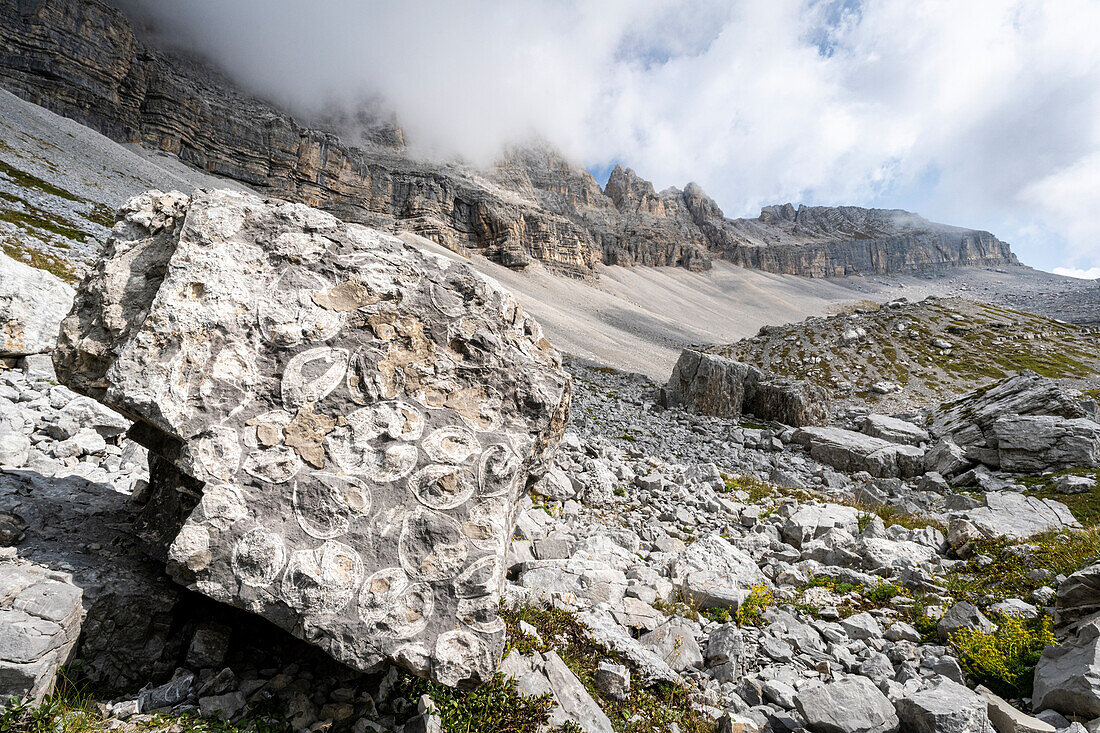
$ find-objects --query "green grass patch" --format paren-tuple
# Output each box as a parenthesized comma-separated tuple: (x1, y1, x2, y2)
(951, 614, 1055, 699)
(0, 158, 81, 201)
(2, 238, 79, 282)
(945, 527, 1100, 604)
(496, 607, 714, 733)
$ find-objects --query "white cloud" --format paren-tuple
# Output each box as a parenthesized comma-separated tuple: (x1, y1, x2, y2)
(121, 0, 1100, 273)
(1053, 267, 1100, 280)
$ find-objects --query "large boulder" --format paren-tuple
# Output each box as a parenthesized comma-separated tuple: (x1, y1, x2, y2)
(670, 533, 769, 609)
(661, 349, 829, 427)
(989, 416, 1100, 473)
(949, 492, 1080, 540)
(791, 426, 925, 478)
(896, 678, 991, 733)
(1055, 560, 1100, 632)
(861, 414, 930, 447)
(1032, 619, 1100, 717)
(930, 372, 1100, 471)
(0, 250, 75, 357)
(794, 675, 899, 733)
(53, 189, 571, 687)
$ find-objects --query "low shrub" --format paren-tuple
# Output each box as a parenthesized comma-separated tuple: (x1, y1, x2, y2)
(950, 614, 1055, 698)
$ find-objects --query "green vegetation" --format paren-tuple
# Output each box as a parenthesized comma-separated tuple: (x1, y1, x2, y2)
(856, 503, 945, 533)
(2, 237, 79, 282)
(951, 614, 1055, 698)
(945, 528, 1100, 605)
(1, 670, 292, 733)
(488, 607, 714, 733)
(1018, 467, 1100, 525)
(735, 585, 773, 625)
(709, 298, 1100, 407)
(400, 674, 558, 733)
(0, 158, 81, 202)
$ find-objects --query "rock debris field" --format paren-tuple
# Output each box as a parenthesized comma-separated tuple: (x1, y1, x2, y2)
(1, 189, 1100, 733)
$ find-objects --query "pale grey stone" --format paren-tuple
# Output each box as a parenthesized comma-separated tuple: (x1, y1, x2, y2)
(951, 492, 1080, 540)
(0, 250, 75, 357)
(1032, 620, 1100, 718)
(0, 558, 83, 707)
(794, 675, 899, 733)
(939, 602, 997, 640)
(862, 415, 930, 447)
(896, 678, 991, 733)
(640, 617, 703, 672)
(53, 189, 571, 686)
(976, 685, 1054, 733)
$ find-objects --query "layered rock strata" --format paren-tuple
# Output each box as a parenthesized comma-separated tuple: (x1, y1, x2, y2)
(53, 188, 571, 686)
(0, 0, 1019, 279)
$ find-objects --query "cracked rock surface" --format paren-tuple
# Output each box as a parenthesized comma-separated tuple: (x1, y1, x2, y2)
(53, 188, 571, 686)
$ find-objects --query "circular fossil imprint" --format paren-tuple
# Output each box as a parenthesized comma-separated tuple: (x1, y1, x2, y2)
(243, 445, 301, 484)
(232, 528, 287, 588)
(453, 555, 503, 599)
(478, 443, 522, 498)
(281, 540, 365, 617)
(410, 464, 476, 511)
(398, 508, 468, 582)
(258, 268, 345, 347)
(348, 402, 425, 442)
(422, 426, 480, 464)
(199, 484, 248, 529)
(326, 438, 419, 483)
(292, 473, 372, 540)
(457, 596, 506, 636)
(358, 567, 435, 639)
(198, 339, 258, 417)
(195, 426, 242, 484)
(281, 346, 350, 409)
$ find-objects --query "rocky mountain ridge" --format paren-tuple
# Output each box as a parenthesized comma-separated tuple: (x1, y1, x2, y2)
(0, 0, 1019, 279)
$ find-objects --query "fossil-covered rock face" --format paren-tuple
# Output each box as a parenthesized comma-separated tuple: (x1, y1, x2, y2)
(53, 188, 571, 687)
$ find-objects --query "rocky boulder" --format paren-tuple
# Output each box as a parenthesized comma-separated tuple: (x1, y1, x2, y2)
(794, 675, 899, 733)
(930, 372, 1100, 471)
(861, 414, 929, 447)
(53, 189, 572, 687)
(1032, 619, 1100, 718)
(791, 426, 924, 478)
(1055, 560, 1100, 632)
(0, 251, 75, 357)
(949, 492, 1080, 540)
(661, 349, 829, 427)
(0, 555, 83, 707)
(895, 678, 991, 733)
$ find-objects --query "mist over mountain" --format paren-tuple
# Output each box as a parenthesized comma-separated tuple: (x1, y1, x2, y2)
(110, 0, 1100, 276)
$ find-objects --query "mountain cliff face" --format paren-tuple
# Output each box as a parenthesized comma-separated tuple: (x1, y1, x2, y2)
(0, 0, 1019, 278)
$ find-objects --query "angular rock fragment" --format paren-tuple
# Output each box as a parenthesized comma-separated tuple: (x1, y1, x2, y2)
(791, 426, 924, 478)
(948, 492, 1080, 540)
(1032, 619, 1100, 717)
(54, 189, 571, 686)
(895, 678, 991, 733)
(0, 557, 83, 706)
(661, 349, 829, 427)
(793, 675, 898, 733)
(930, 372, 1100, 472)
(0, 251, 75, 357)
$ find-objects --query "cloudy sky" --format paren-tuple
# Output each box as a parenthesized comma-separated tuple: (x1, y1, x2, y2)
(125, 0, 1100, 277)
